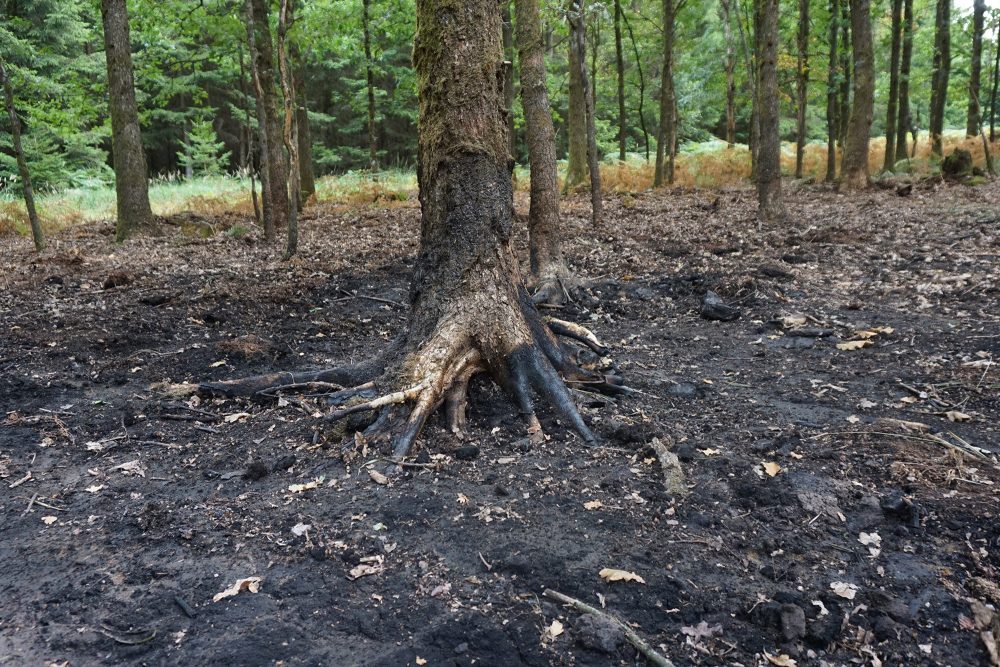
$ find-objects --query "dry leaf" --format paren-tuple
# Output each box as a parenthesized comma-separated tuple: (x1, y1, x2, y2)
(762, 461, 781, 477)
(288, 477, 324, 493)
(946, 410, 972, 422)
(681, 620, 723, 641)
(85, 484, 105, 493)
(545, 619, 564, 640)
(368, 469, 389, 485)
(212, 576, 262, 602)
(291, 523, 311, 536)
(41, 516, 57, 525)
(347, 563, 383, 580)
(112, 459, 145, 477)
(699, 448, 720, 456)
(765, 653, 798, 666)
(415, 658, 427, 666)
(583, 500, 603, 510)
(599, 568, 646, 584)
(223, 412, 251, 423)
(836, 340, 872, 351)
(209, 360, 227, 368)
(858, 398, 877, 409)
(830, 581, 858, 600)
(457, 493, 469, 505)
(846, 415, 860, 424)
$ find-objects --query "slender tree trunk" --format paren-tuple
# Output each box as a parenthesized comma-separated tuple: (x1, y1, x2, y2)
(928, 0, 950, 157)
(100, 0, 153, 242)
(244, 1, 272, 236)
(565, 2, 589, 190)
(654, 0, 676, 187)
(840, 0, 874, 190)
(614, 0, 627, 160)
(568, 0, 602, 223)
(1, 58, 43, 251)
(884, 0, 902, 171)
(826, 0, 840, 181)
(502, 1, 516, 156)
(589, 14, 599, 105)
(991, 21, 999, 143)
(795, 0, 809, 179)
(295, 61, 316, 202)
(720, 0, 736, 148)
(515, 0, 573, 304)
(238, 45, 262, 226)
(249, 0, 289, 235)
(756, 0, 784, 222)
(895, 0, 913, 161)
(749, 0, 761, 180)
(838, 2, 851, 150)
(621, 9, 650, 160)
(362, 0, 379, 172)
(966, 0, 985, 137)
(278, 0, 299, 259)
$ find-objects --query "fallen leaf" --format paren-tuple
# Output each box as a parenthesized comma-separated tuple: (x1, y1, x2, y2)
(85, 484, 105, 493)
(347, 563, 383, 580)
(946, 410, 972, 422)
(599, 568, 646, 584)
(858, 398, 877, 409)
(112, 459, 145, 477)
(830, 581, 858, 600)
(457, 493, 469, 505)
(764, 653, 798, 666)
(288, 477, 324, 493)
(368, 469, 389, 485)
(836, 340, 872, 351)
(415, 658, 427, 666)
(212, 576, 262, 602)
(680, 620, 723, 641)
(223, 412, 251, 423)
(291, 523, 311, 536)
(846, 415, 860, 424)
(545, 619, 564, 640)
(41, 516, 57, 525)
(789, 451, 804, 460)
(583, 500, 603, 510)
(858, 532, 881, 547)
(699, 448, 720, 456)
(762, 461, 781, 477)
(209, 360, 227, 368)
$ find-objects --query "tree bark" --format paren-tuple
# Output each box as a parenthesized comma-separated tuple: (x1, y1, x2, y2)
(565, 4, 589, 190)
(654, 0, 676, 187)
(248, 0, 289, 237)
(883, 0, 902, 171)
(966, 0, 985, 138)
(756, 0, 784, 223)
(991, 18, 999, 142)
(502, 2, 516, 156)
(278, 0, 299, 259)
(294, 61, 316, 202)
(100, 0, 153, 242)
(928, 0, 950, 157)
(895, 0, 913, 161)
(749, 0, 761, 180)
(568, 0, 603, 222)
(244, 2, 271, 234)
(838, 2, 851, 150)
(515, 0, 573, 304)
(1, 58, 44, 251)
(621, 9, 650, 160)
(826, 0, 839, 181)
(614, 0, 627, 160)
(840, 0, 874, 190)
(720, 0, 736, 148)
(238, 46, 262, 226)
(795, 0, 809, 179)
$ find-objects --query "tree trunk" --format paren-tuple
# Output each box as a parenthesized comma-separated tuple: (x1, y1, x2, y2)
(756, 0, 784, 223)
(991, 20, 999, 143)
(515, 0, 573, 304)
(883, 0, 902, 171)
(248, 0, 289, 237)
(295, 62, 316, 202)
(795, 0, 809, 179)
(614, 0, 627, 160)
(928, 0, 950, 157)
(244, 2, 271, 234)
(100, 0, 153, 242)
(749, 0, 761, 180)
(621, 9, 650, 160)
(278, 0, 299, 259)
(895, 0, 913, 161)
(826, 0, 839, 181)
(568, 0, 603, 222)
(720, 0, 736, 148)
(654, 0, 676, 187)
(238, 46, 262, 226)
(840, 0, 874, 190)
(0, 58, 44, 251)
(966, 0, 985, 138)
(565, 4, 589, 190)
(837, 2, 851, 150)
(361, 0, 379, 172)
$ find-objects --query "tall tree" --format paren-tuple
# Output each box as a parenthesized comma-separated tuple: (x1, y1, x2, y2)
(837, 2, 851, 150)
(515, 0, 574, 304)
(884, 0, 902, 171)
(966, 0, 986, 137)
(614, 0, 627, 160)
(841, 0, 874, 189)
(991, 18, 1000, 142)
(362, 0, 379, 171)
(278, 0, 299, 258)
(248, 0, 289, 239)
(621, 8, 650, 160)
(1, 57, 44, 251)
(654, 0, 677, 186)
(100, 0, 153, 242)
(826, 0, 840, 181)
(756, 0, 785, 222)
(720, 0, 737, 148)
(565, 3, 589, 190)
(895, 0, 914, 161)
(928, 0, 951, 156)
(568, 0, 602, 222)
(502, 2, 516, 154)
(294, 60, 316, 202)
(795, 0, 809, 179)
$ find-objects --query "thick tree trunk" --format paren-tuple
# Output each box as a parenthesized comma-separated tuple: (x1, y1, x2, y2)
(568, 0, 603, 221)
(928, 0, 950, 157)
(840, 0, 874, 190)
(614, 0, 627, 160)
(838, 3, 851, 150)
(884, 0, 902, 171)
(720, 0, 736, 148)
(248, 0, 289, 236)
(502, 2, 516, 156)
(621, 9, 650, 160)
(278, 0, 299, 259)
(795, 0, 809, 179)
(1, 58, 43, 251)
(362, 0, 379, 172)
(756, 0, 784, 223)
(565, 5, 589, 191)
(100, 0, 153, 242)
(826, 0, 839, 181)
(966, 0, 985, 138)
(515, 0, 573, 304)
(654, 0, 676, 187)
(895, 0, 913, 161)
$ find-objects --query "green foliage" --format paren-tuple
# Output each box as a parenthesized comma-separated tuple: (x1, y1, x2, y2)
(177, 115, 231, 177)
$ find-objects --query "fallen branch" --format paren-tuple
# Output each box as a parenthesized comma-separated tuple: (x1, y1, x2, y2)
(543, 589, 675, 667)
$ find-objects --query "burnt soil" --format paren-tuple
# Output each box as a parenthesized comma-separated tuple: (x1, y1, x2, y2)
(1, 181, 998, 667)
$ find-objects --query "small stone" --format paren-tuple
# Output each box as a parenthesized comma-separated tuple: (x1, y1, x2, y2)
(780, 603, 807, 641)
(675, 444, 696, 462)
(272, 454, 297, 472)
(454, 642, 469, 655)
(243, 460, 269, 481)
(872, 614, 901, 642)
(700, 290, 741, 322)
(454, 445, 480, 461)
(103, 272, 131, 289)
(574, 614, 625, 654)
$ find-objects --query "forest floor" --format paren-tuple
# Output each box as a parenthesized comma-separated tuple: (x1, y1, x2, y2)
(1, 178, 998, 667)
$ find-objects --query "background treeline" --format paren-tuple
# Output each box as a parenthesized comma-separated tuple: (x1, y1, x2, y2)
(1, 0, 998, 195)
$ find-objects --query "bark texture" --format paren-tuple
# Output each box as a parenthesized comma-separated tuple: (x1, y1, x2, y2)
(992, 21, 1000, 142)
(840, 0, 874, 190)
(568, 0, 602, 222)
(1, 58, 44, 251)
(928, 0, 950, 156)
(654, 0, 676, 187)
(278, 0, 299, 258)
(895, 0, 914, 161)
(756, 0, 784, 222)
(295, 65, 316, 202)
(883, 0, 902, 171)
(614, 0, 627, 160)
(966, 0, 985, 138)
(515, 0, 573, 304)
(720, 0, 736, 148)
(795, 0, 809, 179)
(826, 0, 839, 181)
(362, 0, 379, 171)
(100, 0, 153, 242)
(565, 6, 588, 190)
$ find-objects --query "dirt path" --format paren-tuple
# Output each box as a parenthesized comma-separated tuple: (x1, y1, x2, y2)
(1, 181, 998, 666)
